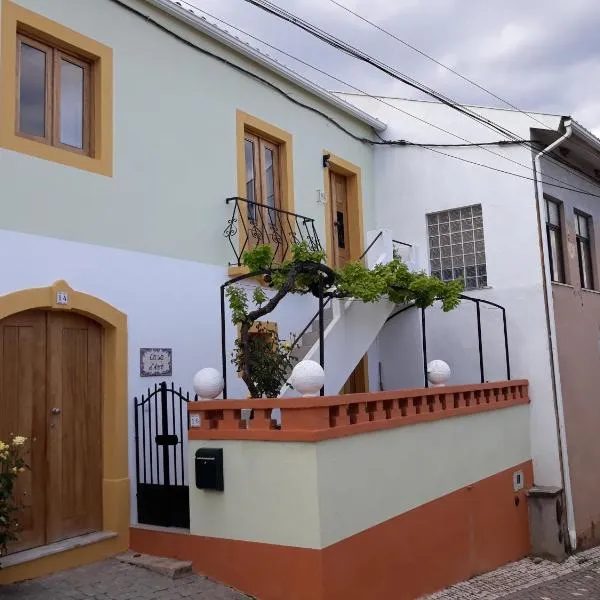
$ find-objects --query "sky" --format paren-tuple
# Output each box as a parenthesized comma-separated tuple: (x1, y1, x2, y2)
(174, 0, 600, 136)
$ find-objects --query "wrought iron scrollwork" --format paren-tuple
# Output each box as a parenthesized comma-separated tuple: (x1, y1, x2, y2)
(224, 197, 323, 267)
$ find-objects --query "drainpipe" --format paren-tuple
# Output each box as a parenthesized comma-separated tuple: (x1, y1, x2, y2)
(533, 118, 577, 551)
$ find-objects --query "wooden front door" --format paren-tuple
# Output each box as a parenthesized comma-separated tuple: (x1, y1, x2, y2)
(330, 171, 351, 269)
(0, 310, 102, 554)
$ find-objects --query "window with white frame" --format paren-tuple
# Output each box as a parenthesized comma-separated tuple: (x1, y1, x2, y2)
(427, 205, 487, 290)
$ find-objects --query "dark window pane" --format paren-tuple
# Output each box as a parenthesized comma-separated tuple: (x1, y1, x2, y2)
(477, 265, 487, 276)
(264, 147, 275, 210)
(430, 247, 440, 259)
(429, 236, 439, 248)
(431, 271, 442, 280)
(463, 230, 474, 242)
(19, 43, 46, 137)
(478, 275, 488, 287)
(439, 222, 450, 234)
(441, 258, 452, 269)
(449, 209, 461, 221)
(465, 277, 477, 289)
(451, 244, 462, 256)
(428, 224, 438, 235)
(450, 220, 461, 233)
(431, 259, 441, 271)
(427, 214, 438, 225)
(466, 266, 477, 277)
(579, 239, 594, 289)
(440, 234, 451, 246)
(59, 59, 85, 148)
(442, 269, 453, 281)
(460, 207, 472, 219)
(441, 246, 451, 258)
(453, 267, 464, 279)
(452, 255, 464, 267)
(450, 232, 462, 244)
(472, 205, 482, 216)
(244, 139, 256, 220)
(548, 229, 564, 282)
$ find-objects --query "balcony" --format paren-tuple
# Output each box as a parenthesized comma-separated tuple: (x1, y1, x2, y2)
(224, 196, 323, 269)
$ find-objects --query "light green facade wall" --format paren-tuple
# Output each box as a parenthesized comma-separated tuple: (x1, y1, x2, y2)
(0, 0, 376, 266)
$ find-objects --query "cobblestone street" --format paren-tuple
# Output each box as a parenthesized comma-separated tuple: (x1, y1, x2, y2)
(5, 548, 600, 599)
(423, 546, 600, 600)
(1, 559, 251, 600)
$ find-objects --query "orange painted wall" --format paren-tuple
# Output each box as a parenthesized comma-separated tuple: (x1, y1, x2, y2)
(131, 461, 532, 600)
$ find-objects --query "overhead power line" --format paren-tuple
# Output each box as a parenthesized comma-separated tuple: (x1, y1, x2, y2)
(237, 0, 600, 193)
(327, 0, 550, 130)
(177, 0, 600, 196)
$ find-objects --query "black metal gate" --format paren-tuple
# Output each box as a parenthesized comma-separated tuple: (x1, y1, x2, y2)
(134, 381, 196, 528)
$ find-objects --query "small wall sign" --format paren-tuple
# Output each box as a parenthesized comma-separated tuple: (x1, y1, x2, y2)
(140, 348, 173, 377)
(56, 291, 69, 305)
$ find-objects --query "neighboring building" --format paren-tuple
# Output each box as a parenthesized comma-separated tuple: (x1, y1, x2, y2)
(340, 92, 600, 552)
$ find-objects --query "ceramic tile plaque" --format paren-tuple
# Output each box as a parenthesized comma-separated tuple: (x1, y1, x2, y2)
(140, 348, 172, 377)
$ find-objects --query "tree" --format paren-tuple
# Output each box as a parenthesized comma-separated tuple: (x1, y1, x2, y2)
(227, 243, 462, 398)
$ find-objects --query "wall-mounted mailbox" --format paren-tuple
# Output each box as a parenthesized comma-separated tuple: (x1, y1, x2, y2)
(195, 448, 224, 491)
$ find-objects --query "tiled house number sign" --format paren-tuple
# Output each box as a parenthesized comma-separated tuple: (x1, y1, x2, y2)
(140, 348, 173, 377)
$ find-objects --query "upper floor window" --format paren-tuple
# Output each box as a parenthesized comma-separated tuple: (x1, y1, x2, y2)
(427, 205, 487, 290)
(17, 34, 91, 154)
(545, 198, 565, 283)
(575, 211, 594, 290)
(244, 132, 281, 222)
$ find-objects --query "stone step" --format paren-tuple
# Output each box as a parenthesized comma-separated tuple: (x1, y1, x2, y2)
(116, 551, 192, 579)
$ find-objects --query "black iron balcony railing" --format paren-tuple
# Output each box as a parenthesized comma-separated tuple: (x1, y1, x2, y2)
(224, 196, 323, 267)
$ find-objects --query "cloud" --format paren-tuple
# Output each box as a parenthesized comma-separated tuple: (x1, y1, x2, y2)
(177, 0, 600, 134)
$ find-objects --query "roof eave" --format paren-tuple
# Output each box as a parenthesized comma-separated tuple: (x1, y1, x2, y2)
(142, 0, 387, 133)
(567, 118, 600, 154)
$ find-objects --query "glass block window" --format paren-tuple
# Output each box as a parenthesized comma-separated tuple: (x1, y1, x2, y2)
(427, 205, 487, 290)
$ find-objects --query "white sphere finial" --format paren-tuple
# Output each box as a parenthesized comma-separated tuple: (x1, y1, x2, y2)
(427, 360, 451, 387)
(193, 368, 224, 399)
(290, 360, 325, 397)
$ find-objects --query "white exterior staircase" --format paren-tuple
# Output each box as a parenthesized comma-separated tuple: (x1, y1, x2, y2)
(281, 229, 417, 396)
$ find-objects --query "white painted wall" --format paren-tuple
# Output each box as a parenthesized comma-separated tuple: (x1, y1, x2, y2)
(0, 229, 318, 523)
(186, 404, 529, 549)
(339, 95, 563, 488)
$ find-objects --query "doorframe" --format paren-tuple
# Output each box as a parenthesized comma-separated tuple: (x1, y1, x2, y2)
(0, 280, 129, 581)
(322, 153, 369, 393)
(323, 152, 365, 266)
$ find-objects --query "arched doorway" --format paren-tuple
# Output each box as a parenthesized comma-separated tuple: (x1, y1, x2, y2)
(0, 310, 103, 553)
(0, 281, 128, 582)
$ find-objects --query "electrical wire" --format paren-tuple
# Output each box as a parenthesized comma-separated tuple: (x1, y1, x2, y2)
(327, 0, 551, 131)
(112, 0, 600, 198)
(174, 0, 600, 197)
(238, 0, 600, 193)
(110, 0, 376, 144)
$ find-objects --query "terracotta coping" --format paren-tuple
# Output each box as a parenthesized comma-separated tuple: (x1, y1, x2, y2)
(188, 380, 529, 442)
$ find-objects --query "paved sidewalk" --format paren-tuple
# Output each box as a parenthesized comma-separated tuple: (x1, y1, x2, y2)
(422, 546, 600, 600)
(1, 559, 251, 600)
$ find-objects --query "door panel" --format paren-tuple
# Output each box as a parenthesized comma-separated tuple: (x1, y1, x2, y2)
(0, 311, 47, 553)
(330, 171, 350, 268)
(341, 356, 369, 395)
(46, 312, 102, 543)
